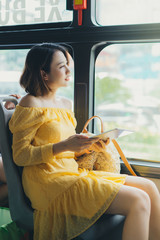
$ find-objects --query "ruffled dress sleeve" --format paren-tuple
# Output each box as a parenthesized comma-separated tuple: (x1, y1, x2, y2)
(9, 105, 54, 167)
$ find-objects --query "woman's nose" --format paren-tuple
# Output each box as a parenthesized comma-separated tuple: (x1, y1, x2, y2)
(66, 65, 70, 74)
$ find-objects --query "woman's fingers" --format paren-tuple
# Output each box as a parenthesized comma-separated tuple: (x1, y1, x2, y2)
(80, 138, 100, 147)
(9, 94, 21, 99)
(103, 138, 110, 145)
(66, 134, 99, 152)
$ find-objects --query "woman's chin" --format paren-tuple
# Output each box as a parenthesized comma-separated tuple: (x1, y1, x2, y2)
(62, 81, 70, 87)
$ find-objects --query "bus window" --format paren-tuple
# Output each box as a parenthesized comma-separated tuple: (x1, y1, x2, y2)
(0, 0, 72, 26)
(0, 49, 74, 104)
(95, 43, 160, 162)
(96, 0, 160, 26)
(0, 49, 27, 96)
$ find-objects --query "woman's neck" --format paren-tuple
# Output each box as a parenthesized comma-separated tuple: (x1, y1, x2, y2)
(40, 90, 57, 102)
(37, 92, 65, 108)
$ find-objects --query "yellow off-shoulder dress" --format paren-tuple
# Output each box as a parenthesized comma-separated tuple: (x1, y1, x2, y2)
(9, 105, 127, 240)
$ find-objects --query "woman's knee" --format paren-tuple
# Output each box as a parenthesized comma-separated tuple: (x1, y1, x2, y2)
(125, 176, 159, 196)
(129, 188, 151, 216)
(120, 186, 151, 216)
(106, 185, 151, 217)
(143, 178, 159, 195)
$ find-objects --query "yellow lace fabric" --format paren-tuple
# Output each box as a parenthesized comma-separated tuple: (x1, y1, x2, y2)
(9, 105, 127, 240)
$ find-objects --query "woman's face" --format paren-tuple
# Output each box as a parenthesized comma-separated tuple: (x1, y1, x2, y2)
(44, 50, 71, 89)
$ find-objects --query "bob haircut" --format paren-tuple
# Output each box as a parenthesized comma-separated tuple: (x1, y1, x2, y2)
(20, 43, 69, 96)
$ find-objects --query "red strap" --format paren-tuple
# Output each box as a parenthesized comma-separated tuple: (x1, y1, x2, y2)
(112, 139, 137, 176)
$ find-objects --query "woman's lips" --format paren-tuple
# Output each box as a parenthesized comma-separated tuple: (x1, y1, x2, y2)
(65, 77, 70, 81)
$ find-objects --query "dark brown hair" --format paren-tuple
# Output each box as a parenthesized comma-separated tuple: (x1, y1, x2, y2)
(20, 43, 69, 96)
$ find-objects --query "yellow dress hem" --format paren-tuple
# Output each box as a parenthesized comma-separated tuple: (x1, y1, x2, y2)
(68, 177, 126, 240)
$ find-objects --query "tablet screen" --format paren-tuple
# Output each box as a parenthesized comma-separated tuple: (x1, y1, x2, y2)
(90, 128, 134, 140)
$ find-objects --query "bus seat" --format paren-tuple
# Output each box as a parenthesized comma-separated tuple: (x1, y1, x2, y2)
(0, 97, 125, 240)
(0, 97, 34, 232)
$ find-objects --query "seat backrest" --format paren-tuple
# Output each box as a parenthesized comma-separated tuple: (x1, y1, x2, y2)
(0, 97, 33, 231)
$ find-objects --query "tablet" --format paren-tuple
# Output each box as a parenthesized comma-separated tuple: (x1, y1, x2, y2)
(90, 128, 134, 140)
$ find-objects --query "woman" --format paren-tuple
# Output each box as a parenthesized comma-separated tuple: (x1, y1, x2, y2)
(9, 43, 160, 240)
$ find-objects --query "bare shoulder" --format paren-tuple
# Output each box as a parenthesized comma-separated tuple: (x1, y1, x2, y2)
(19, 94, 40, 107)
(60, 97, 73, 110)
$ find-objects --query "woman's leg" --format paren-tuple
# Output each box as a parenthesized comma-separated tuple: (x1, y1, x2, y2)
(125, 176, 160, 240)
(0, 157, 8, 206)
(105, 184, 151, 240)
(0, 184, 8, 206)
(0, 157, 6, 183)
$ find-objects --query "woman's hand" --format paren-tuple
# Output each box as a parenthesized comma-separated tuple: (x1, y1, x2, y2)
(95, 138, 110, 147)
(64, 134, 99, 153)
(52, 134, 99, 156)
(9, 94, 21, 99)
(88, 138, 110, 152)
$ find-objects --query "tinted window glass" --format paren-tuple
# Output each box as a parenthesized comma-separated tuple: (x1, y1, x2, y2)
(95, 43, 160, 161)
(96, 0, 160, 26)
(0, 0, 72, 26)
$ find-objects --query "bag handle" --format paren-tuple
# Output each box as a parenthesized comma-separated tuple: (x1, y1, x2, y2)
(81, 115, 137, 176)
(112, 139, 137, 176)
(82, 115, 104, 133)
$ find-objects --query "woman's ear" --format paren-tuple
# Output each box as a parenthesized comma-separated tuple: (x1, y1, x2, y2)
(40, 70, 48, 81)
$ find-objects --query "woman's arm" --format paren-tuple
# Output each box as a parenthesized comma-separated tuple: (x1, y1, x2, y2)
(12, 133, 98, 167)
(52, 134, 99, 156)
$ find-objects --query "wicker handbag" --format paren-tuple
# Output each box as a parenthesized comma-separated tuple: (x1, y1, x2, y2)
(75, 116, 136, 176)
